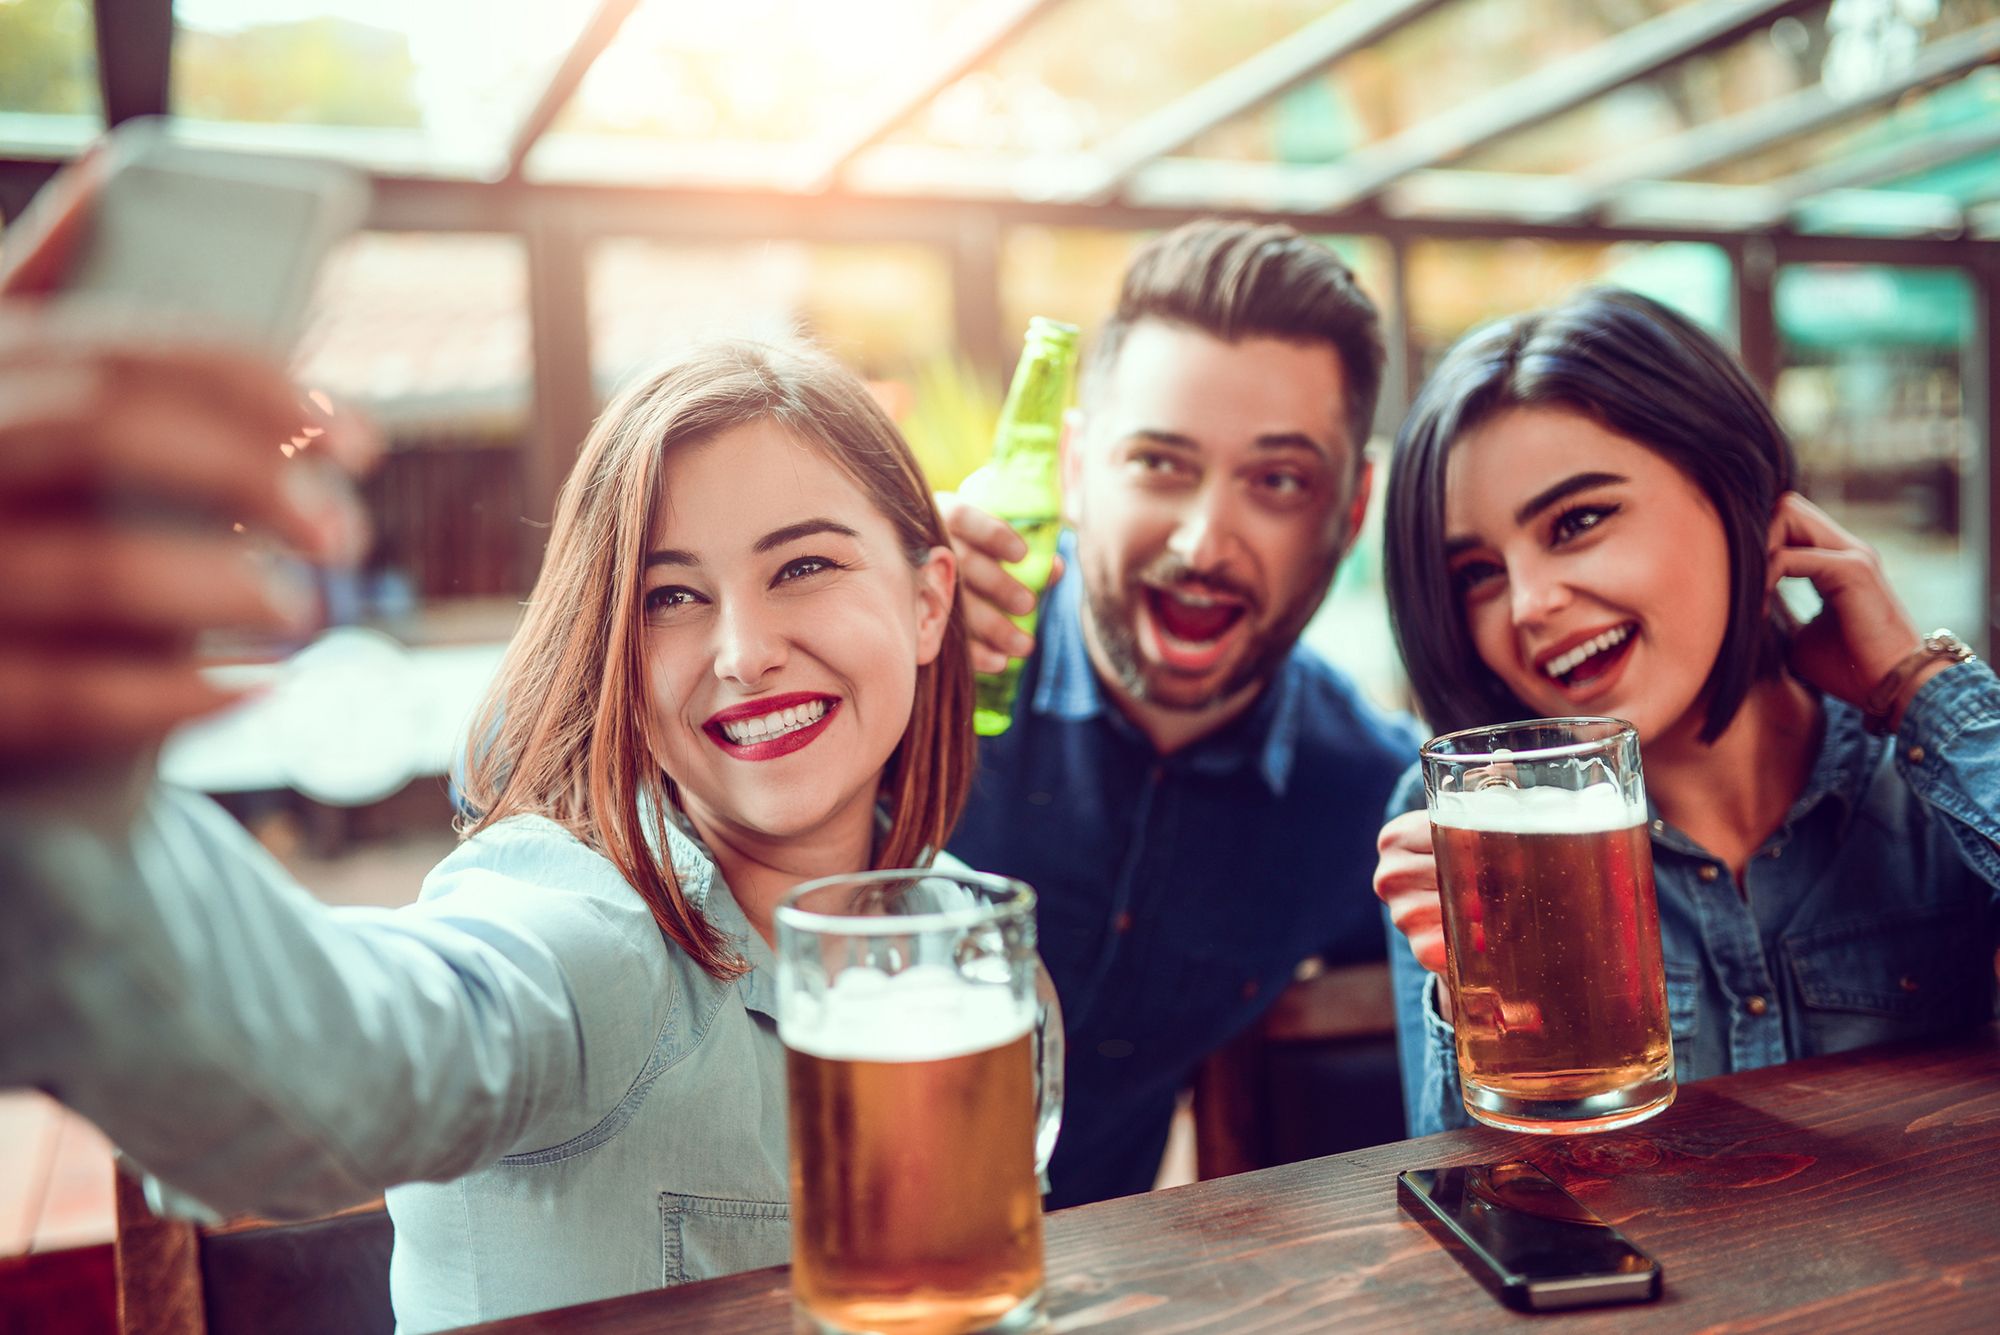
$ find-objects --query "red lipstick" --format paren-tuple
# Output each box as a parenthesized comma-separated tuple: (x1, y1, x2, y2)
(703, 692, 840, 762)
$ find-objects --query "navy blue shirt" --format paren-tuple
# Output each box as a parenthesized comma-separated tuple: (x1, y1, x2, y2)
(949, 542, 1417, 1207)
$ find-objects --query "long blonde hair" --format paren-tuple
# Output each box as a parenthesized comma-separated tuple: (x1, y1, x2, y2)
(460, 341, 975, 978)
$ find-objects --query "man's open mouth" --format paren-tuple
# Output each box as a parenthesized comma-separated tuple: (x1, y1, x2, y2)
(1142, 586, 1250, 671)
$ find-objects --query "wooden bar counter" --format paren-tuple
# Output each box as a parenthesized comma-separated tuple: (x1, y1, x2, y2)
(456, 1025, 2000, 1333)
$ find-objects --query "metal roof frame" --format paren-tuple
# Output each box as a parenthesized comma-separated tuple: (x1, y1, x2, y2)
(796, 0, 1070, 194)
(1565, 17, 2000, 221)
(501, 0, 643, 183)
(1079, 0, 1450, 203)
(92, 0, 172, 127)
(17, 0, 1990, 250)
(1278, 0, 1824, 214)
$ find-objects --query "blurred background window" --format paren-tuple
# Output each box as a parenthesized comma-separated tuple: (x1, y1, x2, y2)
(1775, 261, 1978, 633)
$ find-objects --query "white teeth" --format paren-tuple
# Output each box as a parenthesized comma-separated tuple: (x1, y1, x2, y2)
(1543, 625, 1633, 680)
(720, 699, 828, 745)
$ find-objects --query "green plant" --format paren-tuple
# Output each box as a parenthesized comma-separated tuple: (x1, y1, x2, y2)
(898, 353, 1001, 493)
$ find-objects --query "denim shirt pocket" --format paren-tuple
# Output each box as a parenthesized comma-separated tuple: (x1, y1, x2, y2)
(660, 1192, 790, 1286)
(1663, 962, 1701, 1077)
(1785, 906, 1995, 1057)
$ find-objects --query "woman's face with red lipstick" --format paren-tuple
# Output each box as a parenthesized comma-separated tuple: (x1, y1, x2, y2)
(1442, 404, 1731, 750)
(640, 418, 954, 851)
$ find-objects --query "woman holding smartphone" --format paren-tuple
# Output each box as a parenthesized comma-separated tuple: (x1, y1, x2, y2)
(0, 333, 977, 1330)
(1373, 288, 2000, 1136)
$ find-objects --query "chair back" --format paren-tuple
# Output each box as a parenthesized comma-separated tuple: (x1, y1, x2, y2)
(114, 1168, 393, 1335)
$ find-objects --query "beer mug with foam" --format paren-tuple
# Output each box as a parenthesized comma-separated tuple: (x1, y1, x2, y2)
(1422, 718, 1674, 1133)
(775, 869, 1063, 1335)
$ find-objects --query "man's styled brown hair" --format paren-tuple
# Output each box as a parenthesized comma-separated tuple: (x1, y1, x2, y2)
(1087, 218, 1386, 453)
(459, 341, 975, 980)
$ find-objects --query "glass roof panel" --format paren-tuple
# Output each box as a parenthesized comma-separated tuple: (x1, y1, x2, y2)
(168, 1, 596, 175)
(878, 0, 1333, 157)
(0, 0, 103, 153)
(1175, 0, 1699, 168)
(1693, 66, 2000, 190)
(1460, 0, 1833, 176)
(529, 0, 989, 182)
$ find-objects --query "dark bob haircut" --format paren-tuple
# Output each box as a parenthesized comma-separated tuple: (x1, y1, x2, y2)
(1383, 287, 1796, 742)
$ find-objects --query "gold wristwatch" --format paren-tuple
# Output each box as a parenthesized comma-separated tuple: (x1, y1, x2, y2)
(1862, 629, 1976, 736)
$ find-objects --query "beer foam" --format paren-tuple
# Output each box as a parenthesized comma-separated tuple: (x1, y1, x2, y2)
(1430, 781, 1644, 834)
(781, 963, 1033, 1063)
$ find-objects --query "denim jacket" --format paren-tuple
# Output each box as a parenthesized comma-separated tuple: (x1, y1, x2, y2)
(0, 788, 945, 1331)
(1390, 661, 2000, 1137)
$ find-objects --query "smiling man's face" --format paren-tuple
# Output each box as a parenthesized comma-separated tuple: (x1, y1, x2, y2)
(1065, 319, 1369, 743)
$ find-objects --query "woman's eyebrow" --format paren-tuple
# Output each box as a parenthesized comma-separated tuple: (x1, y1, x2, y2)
(1513, 471, 1626, 526)
(753, 519, 861, 553)
(643, 520, 860, 569)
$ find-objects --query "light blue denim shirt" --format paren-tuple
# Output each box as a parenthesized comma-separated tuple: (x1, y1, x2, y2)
(0, 787, 959, 1331)
(1389, 661, 2000, 1136)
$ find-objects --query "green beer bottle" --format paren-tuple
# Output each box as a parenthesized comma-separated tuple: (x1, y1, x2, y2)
(958, 316, 1080, 736)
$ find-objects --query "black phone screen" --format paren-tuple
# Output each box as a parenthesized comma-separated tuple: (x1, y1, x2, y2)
(1397, 1161, 1660, 1310)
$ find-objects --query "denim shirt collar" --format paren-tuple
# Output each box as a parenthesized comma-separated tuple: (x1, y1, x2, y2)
(659, 806, 780, 1021)
(1029, 532, 1303, 796)
(1648, 693, 1873, 858)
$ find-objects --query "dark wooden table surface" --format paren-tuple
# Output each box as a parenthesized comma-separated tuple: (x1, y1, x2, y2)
(459, 1025, 2000, 1333)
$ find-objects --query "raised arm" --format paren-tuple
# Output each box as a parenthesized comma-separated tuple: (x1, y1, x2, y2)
(1, 790, 669, 1221)
(1772, 492, 2000, 887)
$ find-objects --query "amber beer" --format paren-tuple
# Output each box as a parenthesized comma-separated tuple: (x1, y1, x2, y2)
(1424, 719, 1674, 1133)
(786, 1027, 1041, 1332)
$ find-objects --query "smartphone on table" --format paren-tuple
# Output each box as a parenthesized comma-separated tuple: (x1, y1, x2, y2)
(1397, 1161, 1662, 1312)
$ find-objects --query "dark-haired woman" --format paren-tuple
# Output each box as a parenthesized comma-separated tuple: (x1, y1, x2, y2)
(1373, 287, 2000, 1136)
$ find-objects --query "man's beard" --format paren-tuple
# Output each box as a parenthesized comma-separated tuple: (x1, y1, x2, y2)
(1079, 544, 1341, 713)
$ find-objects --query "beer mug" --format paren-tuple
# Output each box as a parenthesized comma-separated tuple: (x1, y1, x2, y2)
(1422, 718, 1674, 1134)
(775, 869, 1063, 1335)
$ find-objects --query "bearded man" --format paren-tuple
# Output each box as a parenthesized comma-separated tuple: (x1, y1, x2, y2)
(945, 219, 1415, 1207)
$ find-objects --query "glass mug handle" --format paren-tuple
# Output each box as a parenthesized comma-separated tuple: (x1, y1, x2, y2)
(1029, 955, 1065, 1194)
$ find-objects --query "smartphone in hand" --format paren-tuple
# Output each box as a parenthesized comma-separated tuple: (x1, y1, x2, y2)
(1397, 1161, 1662, 1311)
(33, 119, 376, 654)
(54, 116, 369, 355)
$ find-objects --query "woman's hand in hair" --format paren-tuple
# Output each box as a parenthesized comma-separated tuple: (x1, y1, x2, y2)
(1766, 492, 1926, 711)
(1375, 809, 1449, 975)
(936, 492, 1065, 676)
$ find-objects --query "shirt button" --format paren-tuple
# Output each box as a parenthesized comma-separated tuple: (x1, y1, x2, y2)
(1698, 865, 1720, 883)
(1745, 995, 1769, 1016)
(1113, 911, 1134, 934)
(1767, 845, 1783, 859)
(1650, 818, 1666, 836)
(1906, 745, 1926, 764)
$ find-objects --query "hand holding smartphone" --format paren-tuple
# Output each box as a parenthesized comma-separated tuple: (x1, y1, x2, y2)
(0, 120, 375, 768)
(45, 116, 368, 355)
(1398, 1161, 1662, 1312)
